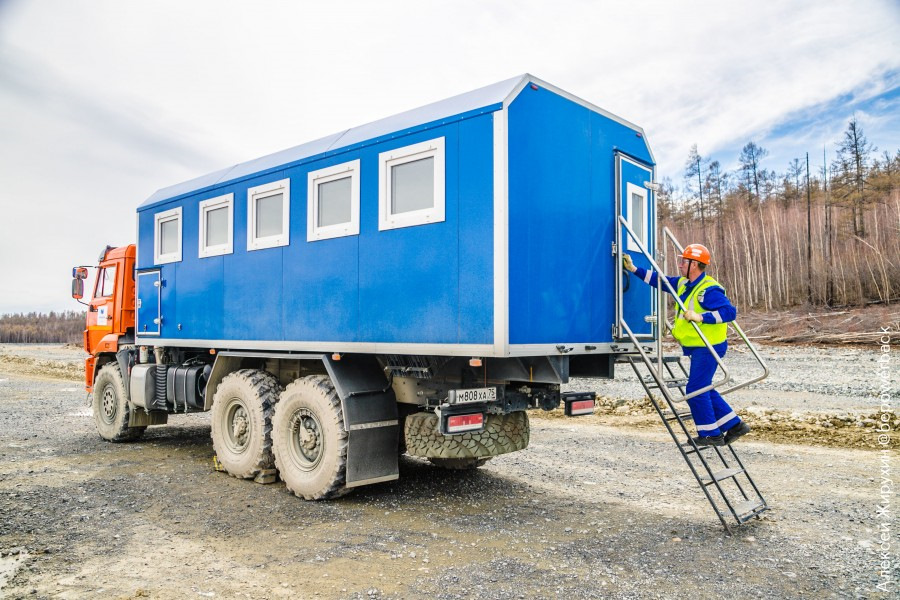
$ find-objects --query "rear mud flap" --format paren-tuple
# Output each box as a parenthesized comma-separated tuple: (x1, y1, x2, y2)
(323, 354, 399, 488)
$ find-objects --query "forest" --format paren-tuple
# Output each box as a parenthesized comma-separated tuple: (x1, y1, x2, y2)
(0, 311, 86, 344)
(658, 118, 899, 309)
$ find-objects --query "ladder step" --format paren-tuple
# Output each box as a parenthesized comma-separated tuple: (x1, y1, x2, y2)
(681, 443, 714, 455)
(663, 410, 693, 422)
(732, 499, 766, 519)
(645, 377, 688, 389)
(700, 466, 743, 484)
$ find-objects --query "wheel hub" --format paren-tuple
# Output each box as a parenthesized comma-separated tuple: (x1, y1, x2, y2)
(289, 409, 323, 470)
(100, 385, 117, 424)
(225, 401, 251, 453)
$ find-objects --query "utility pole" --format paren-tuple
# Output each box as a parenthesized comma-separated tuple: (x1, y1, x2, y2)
(824, 147, 833, 306)
(697, 154, 705, 230)
(806, 152, 812, 305)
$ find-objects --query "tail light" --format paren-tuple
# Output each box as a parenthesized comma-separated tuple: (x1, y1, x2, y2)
(562, 391, 596, 416)
(441, 412, 484, 434)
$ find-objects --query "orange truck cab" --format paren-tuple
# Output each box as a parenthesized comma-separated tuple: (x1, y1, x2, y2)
(72, 245, 136, 392)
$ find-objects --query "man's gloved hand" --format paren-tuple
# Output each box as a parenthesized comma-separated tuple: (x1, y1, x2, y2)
(683, 309, 703, 323)
(622, 253, 636, 273)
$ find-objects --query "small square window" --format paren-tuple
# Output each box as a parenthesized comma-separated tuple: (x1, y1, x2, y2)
(379, 137, 445, 231)
(626, 182, 648, 252)
(247, 178, 290, 251)
(199, 194, 234, 258)
(154, 207, 182, 264)
(307, 159, 360, 242)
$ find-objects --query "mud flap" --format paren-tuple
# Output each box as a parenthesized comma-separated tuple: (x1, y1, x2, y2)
(323, 354, 399, 488)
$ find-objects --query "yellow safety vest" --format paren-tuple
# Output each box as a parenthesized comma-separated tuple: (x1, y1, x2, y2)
(672, 275, 728, 347)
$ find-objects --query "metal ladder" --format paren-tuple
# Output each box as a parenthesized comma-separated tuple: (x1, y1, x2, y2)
(617, 218, 771, 533)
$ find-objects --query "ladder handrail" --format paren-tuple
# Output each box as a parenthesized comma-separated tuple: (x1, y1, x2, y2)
(661, 227, 770, 395)
(618, 216, 731, 401)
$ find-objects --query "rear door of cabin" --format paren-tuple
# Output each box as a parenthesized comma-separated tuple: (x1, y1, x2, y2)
(614, 152, 656, 340)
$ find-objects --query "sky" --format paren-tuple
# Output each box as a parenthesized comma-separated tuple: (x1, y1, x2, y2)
(0, 0, 898, 314)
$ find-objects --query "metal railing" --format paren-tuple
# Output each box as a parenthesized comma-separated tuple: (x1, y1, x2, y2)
(618, 216, 769, 401)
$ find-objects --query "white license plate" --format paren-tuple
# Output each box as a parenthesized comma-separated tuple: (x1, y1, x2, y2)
(450, 387, 497, 404)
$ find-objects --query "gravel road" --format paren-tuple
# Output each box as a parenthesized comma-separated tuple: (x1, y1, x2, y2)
(0, 344, 896, 599)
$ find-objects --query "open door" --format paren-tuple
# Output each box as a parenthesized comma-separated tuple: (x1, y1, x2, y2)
(614, 152, 656, 340)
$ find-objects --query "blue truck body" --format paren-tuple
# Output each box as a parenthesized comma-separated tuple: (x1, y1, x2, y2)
(134, 74, 657, 357)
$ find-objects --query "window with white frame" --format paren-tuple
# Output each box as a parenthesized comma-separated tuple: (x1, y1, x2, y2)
(378, 137, 445, 231)
(247, 178, 290, 251)
(307, 160, 360, 241)
(625, 182, 648, 252)
(154, 207, 182, 264)
(199, 193, 234, 258)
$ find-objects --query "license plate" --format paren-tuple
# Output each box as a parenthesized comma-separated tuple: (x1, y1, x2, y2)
(450, 387, 497, 404)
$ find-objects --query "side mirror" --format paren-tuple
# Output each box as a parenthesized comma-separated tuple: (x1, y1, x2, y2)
(72, 267, 88, 300)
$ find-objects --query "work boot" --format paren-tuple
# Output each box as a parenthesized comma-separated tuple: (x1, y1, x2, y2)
(691, 434, 725, 447)
(724, 421, 751, 445)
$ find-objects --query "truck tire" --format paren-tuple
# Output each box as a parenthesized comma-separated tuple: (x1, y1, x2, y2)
(210, 369, 280, 480)
(272, 375, 349, 500)
(93, 363, 146, 442)
(404, 411, 529, 460)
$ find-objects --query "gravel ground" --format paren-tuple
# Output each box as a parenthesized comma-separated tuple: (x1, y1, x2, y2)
(0, 344, 897, 598)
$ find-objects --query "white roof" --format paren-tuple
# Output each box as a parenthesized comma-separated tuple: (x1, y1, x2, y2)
(141, 74, 646, 208)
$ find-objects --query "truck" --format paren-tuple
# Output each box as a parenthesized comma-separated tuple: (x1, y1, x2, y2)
(71, 74, 662, 501)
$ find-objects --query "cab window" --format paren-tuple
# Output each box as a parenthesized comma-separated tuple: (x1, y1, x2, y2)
(96, 266, 117, 298)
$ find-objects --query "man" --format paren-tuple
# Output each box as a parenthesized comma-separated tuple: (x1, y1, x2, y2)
(622, 244, 750, 446)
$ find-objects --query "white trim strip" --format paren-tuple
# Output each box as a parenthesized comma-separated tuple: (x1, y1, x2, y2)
(696, 411, 738, 431)
(493, 106, 509, 357)
(134, 337, 495, 356)
(345, 473, 399, 488)
(349, 419, 399, 431)
(710, 310, 723, 324)
(643, 270, 652, 284)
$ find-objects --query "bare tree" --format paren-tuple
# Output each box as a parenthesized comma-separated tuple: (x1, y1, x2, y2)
(832, 118, 875, 237)
(684, 144, 706, 228)
(739, 141, 768, 206)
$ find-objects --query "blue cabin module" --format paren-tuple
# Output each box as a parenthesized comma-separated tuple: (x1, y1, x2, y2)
(134, 74, 658, 357)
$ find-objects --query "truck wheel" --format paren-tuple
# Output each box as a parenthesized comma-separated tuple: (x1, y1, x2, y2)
(428, 457, 491, 470)
(404, 411, 530, 460)
(93, 363, 146, 442)
(272, 375, 349, 500)
(211, 369, 280, 479)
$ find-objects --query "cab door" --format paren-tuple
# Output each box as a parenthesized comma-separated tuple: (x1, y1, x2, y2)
(614, 152, 656, 340)
(85, 263, 117, 352)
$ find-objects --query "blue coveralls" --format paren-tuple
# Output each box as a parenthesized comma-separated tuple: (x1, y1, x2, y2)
(632, 267, 743, 438)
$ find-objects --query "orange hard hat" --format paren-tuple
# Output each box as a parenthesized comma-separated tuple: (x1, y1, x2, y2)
(681, 243, 711, 265)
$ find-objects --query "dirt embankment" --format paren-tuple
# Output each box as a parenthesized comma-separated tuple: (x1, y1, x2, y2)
(738, 303, 899, 345)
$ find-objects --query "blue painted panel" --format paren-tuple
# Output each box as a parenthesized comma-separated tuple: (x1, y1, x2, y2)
(222, 172, 285, 341)
(508, 85, 654, 345)
(619, 157, 655, 336)
(283, 156, 359, 341)
(358, 125, 462, 344)
(508, 86, 594, 344)
(174, 256, 225, 340)
(157, 265, 176, 338)
(456, 115, 494, 344)
(136, 271, 160, 336)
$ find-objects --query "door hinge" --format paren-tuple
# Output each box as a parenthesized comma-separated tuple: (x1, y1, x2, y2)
(611, 242, 618, 256)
